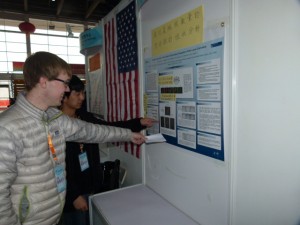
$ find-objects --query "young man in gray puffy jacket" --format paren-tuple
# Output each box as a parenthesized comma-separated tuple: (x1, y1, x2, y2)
(0, 51, 146, 225)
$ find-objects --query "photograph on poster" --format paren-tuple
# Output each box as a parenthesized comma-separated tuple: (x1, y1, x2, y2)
(159, 101, 176, 137)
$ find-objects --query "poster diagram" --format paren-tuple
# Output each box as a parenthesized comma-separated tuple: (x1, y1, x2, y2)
(159, 101, 176, 137)
(159, 67, 194, 101)
(144, 37, 225, 161)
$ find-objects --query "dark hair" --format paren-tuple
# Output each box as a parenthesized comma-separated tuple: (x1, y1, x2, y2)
(64, 75, 85, 97)
(23, 51, 72, 91)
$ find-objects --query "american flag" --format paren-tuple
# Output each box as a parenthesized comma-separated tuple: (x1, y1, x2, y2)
(104, 1, 141, 158)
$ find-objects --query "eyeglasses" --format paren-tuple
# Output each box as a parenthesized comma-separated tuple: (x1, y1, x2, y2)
(53, 78, 70, 87)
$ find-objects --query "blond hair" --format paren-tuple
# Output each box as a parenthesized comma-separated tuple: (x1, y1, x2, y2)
(23, 51, 72, 91)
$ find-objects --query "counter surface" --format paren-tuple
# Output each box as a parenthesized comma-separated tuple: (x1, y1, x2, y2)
(90, 184, 199, 225)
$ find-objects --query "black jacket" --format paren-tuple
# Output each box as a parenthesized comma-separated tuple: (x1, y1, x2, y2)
(63, 110, 145, 212)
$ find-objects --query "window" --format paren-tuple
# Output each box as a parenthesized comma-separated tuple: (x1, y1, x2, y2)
(0, 18, 88, 99)
(0, 18, 85, 73)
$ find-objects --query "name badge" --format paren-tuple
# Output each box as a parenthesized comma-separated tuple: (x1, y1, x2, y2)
(54, 164, 66, 193)
(79, 152, 89, 172)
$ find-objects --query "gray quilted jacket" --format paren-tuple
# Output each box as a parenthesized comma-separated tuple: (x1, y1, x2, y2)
(0, 93, 132, 225)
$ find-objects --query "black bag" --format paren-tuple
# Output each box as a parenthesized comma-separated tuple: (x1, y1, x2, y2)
(101, 159, 120, 192)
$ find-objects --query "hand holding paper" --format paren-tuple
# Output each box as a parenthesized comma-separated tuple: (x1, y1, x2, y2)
(145, 133, 166, 144)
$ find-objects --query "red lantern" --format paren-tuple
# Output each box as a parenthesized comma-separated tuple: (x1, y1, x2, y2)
(19, 21, 36, 34)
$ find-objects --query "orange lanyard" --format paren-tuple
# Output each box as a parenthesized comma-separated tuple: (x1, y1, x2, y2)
(47, 134, 58, 162)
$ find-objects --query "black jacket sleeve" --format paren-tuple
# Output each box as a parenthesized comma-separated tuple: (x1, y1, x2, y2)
(78, 111, 146, 132)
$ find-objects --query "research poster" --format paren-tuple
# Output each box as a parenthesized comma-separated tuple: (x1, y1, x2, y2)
(144, 38, 224, 161)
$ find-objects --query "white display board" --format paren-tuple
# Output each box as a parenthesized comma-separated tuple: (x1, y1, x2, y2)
(140, 0, 231, 225)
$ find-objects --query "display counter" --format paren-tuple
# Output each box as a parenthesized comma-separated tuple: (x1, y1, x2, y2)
(89, 184, 199, 225)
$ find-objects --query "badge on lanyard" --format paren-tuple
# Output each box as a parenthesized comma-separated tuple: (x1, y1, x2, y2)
(79, 151, 89, 171)
(48, 133, 66, 193)
(54, 164, 66, 193)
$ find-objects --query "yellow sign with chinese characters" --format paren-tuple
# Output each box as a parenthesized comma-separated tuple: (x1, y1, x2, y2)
(152, 5, 204, 57)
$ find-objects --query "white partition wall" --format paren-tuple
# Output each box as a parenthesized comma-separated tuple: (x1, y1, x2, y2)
(139, 0, 300, 225)
(101, 0, 300, 224)
(232, 1, 300, 225)
(140, 1, 231, 225)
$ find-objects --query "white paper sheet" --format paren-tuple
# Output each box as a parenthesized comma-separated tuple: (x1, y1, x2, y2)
(145, 133, 166, 143)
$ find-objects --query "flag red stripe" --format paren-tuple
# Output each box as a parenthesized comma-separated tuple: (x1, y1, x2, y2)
(128, 72, 133, 120)
(123, 72, 128, 120)
(111, 18, 116, 122)
(104, 21, 110, 120)
(120, 73, 124, 120)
